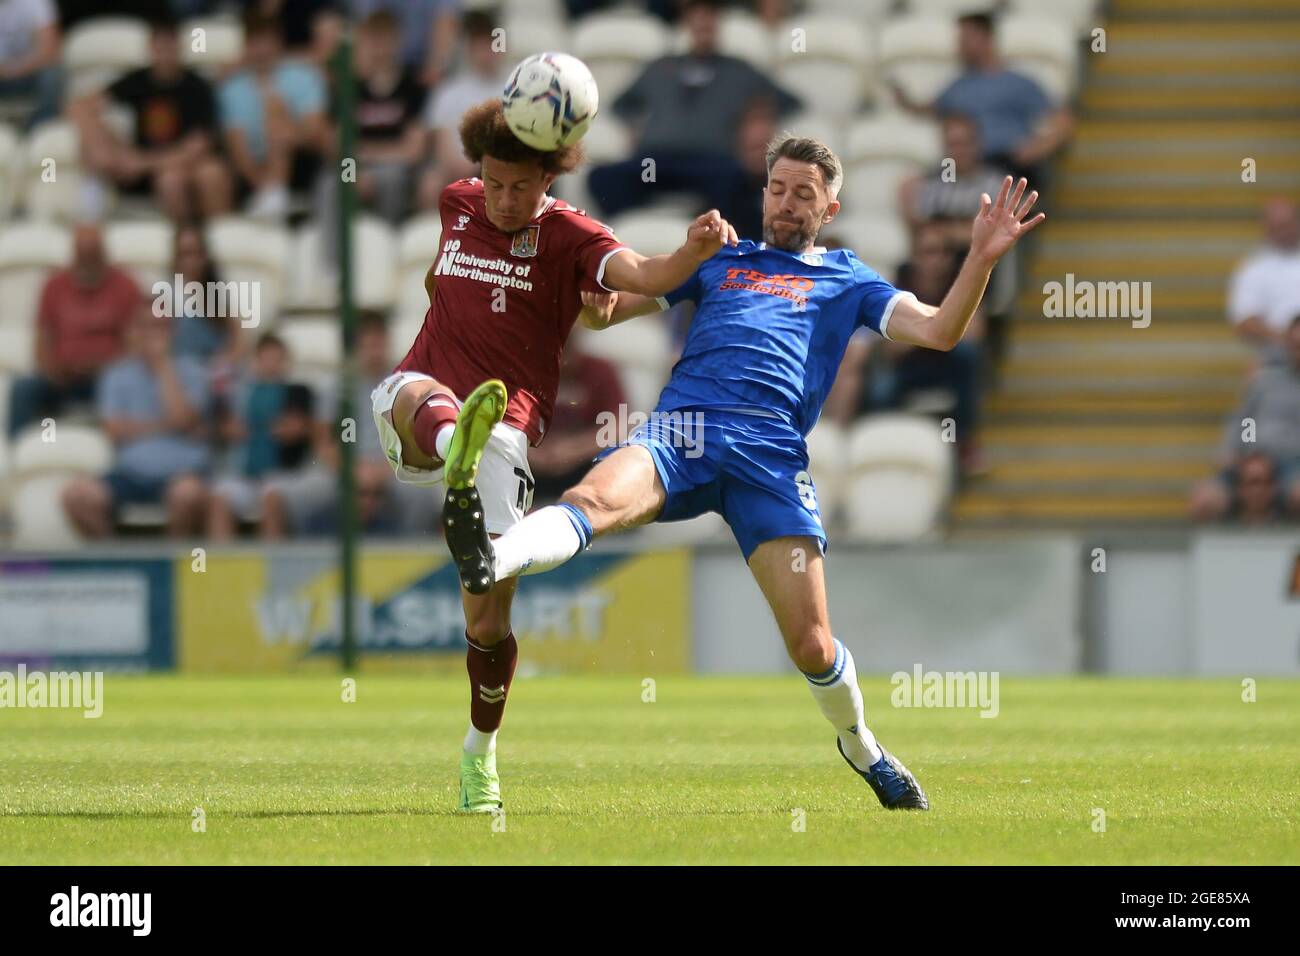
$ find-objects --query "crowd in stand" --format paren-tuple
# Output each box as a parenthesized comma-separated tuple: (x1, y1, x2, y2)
(0, 0, 1072, 540)
(1191, 197, 1300, 525)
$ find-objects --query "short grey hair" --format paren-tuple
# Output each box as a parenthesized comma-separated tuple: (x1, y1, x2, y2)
(765, 133, 843, 197)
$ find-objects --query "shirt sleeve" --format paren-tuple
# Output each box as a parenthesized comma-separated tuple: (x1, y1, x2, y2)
(571, 216, 629, 293)
(1227, 257, 1265, 325)
(854, 259, 914, 339)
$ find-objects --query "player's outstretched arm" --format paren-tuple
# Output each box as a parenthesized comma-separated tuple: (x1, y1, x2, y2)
(576, 290, 665, 330)
(887, 176, 1044, 351)
(602, 209, 738, 298)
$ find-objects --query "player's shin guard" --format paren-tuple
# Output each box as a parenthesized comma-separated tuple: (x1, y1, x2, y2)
(803, 638, 884, 770)
(492, 502, 594, 580)
(464, 632, 518, 754)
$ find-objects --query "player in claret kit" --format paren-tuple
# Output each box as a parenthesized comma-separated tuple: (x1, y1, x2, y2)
(446, 135, 1045, 812)
(370, 98, 736, 812)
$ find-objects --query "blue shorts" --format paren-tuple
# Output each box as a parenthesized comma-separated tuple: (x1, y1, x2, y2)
(608, 407, 826, 560)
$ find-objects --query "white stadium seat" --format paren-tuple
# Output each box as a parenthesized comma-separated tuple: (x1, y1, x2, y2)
(571, 11, 671, 103)
(10, 474, 86, 548)
(21, 120, 90, 221)
(997, 16, 1079, 102)
(775, 15, 876, 118)
(500, 0, 565, 21)
(396, 214, 442, 320)
(805, 420, 848, 528)
(105, 220, 175, 295)
(63, 17, 150, 97)
(607, 211, 693, 257)
(837, 214, 910, 282)
(288, 216, 397, 313)
(780, 111, 847, 163)
(181, 16, 245, 77)
(499, 17, 570, 62)
(905, 0, 998, 16)
(205, 216, 292, 327)
(844, 414, 952, 542)
(878, 16, 959, 105)
(807, 0, 894, 18)
(571, 314, 673, 423)
(388, 313, 426, 367)
(0, 325, 35, 376)
(1007, 0, 1101, 38)
(576, 112, 632, 166)
(0, 123, 19, 219)
(277, 314, 343, 376)
(842, 111, 942, 215)
(12, 423, 113, 478)
(0, 219, 71, 332)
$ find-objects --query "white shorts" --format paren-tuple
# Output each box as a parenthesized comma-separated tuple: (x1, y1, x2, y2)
(370, 370, 534, 534)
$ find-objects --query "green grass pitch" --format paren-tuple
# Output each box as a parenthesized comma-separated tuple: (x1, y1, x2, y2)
(2, 674, 1297, 864)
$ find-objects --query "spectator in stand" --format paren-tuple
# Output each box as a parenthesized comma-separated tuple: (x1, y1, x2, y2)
(895, 12, 1072, 187)
(206, 333, 315, 538)
(416, 9, 504, 208)
(0, 0, 61, 127)
(1191, 314, 1300, 523)
(62, 308, 212, 538)
(825, 224, 986, 477)
(530, 343, 626, 505)
(219, 10, 331, 219)
(348, 0, 461, 87)
(238, 0, 343, 66)
(1227, 197, 1300, 363)
(167, 222, 243, 367)
(8, 224, 141, 437)
(261, 313, 437, 537)
(587, 0, 799, 229)
(342, 9, 426, 223)
(71, 15, 233, 221)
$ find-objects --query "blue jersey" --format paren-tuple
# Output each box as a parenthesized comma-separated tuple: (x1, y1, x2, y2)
(656, 240, 912, 435)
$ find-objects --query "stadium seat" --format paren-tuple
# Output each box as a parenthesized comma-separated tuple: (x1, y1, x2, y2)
(387, 312, 426, 367)
(843, 413, 952, 542)
(501, 0, 565, 21)
(674, 9, 775, 69)
(500, 16, 570, 63)
(576, 113, 632, 166)
(0, 325, 35, 376)
(837, 214, 910, 282)
(12, 423, 113, 478)
(205, 216, 292, 326)
(1007, 0, 1101, 38)
(63, 17, 150, 98)
(180, 16, 245, 77)
(287, 216, 397, 313)
(997, 16, 1079, 102)
(843, 111, 942, 215)
(0, 123, 18, 219)
(396, 214, 442, 320)
(105, 220, 175, 296)
(775, 15, 876, 118)
(805, 420, 848, 528)
(21, 120, 91, 221)
(0, 219, 72, 333)
(877, 16, 959, 105)
(571, 11, 671, 103)
(9, 474, 85, 548)
(781, 111, 847, 163)
(905, 0, 999, 16)
(607, 211, 694, 257)
(277, 314, 344, 376)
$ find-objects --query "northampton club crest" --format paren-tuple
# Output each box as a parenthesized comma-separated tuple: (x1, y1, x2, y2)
(510, 225, 540, 257)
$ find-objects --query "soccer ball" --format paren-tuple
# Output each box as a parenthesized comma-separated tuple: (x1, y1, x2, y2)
(501, 52, 599, 151)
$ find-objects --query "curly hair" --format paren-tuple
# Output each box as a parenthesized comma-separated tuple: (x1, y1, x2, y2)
(458, 99, 585, 176)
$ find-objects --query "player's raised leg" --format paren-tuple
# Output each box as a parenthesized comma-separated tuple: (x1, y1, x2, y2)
(746, 536, 929, 810)
(441, 380, 509, 593)
(447, 443, 667, 592)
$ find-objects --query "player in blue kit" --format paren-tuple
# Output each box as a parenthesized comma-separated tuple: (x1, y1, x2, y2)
(441, 134, 1044, 810)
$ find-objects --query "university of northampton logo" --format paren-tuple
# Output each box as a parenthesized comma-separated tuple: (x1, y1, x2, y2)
(511, 225, 540, 257)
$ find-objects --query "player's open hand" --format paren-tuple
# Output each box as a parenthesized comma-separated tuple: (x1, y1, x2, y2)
(579, 289, 618, 329)
(970, 176, 1046, 265)
(684, 209, 739, 262)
